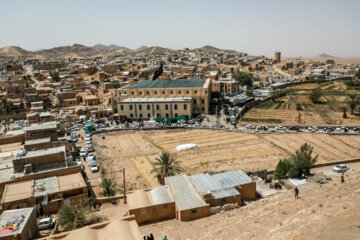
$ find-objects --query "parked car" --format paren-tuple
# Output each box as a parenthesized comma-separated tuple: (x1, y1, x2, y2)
(37, 217, 56, 230)
(275, 126, 285, 131)
(80, 149, 86, 157)
(86, 145, 93, 152)
(308, 126, 318, 132)
(86, 140, 92, 145)
(86, 156, 95, 166)
(288, 126, 300, 131)
(90, 163, 99, 172)
(336, 127, 348, 133)
(332, 164, 350, 173)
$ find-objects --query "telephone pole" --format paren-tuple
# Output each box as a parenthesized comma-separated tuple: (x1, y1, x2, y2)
(123, 168, 126, 203)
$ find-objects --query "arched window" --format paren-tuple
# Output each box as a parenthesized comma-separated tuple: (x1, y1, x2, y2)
(184, 104, 187, 110)
(139, 105, 142, 110)
(165, 104, 169, 110)
(156, 105, 160, 110)
(129, 105, 133, 110)
(174, 104, 178, 110)
(147, 104, 150, 110)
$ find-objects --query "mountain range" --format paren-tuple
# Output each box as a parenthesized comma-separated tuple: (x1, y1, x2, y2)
(0, 44, 241, 60)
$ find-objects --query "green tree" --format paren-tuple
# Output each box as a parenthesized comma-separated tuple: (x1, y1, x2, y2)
(0, 98, 14, 116)
(50, 71, 60, 82)
(325, 59, 335, 65)
(234, 71, 254, 87)
(355, 69, 360, 79)
(309, 88, 322, 103)
(342, 107, 347, 118)
(57, 205, 89, 230)
(274, 143, 318, 179)
(274, 159, 288, 179)
(346, 94, 359, 115)
(150, 152, 183, 185)
(296, 103, 302, 111)
(100, 178, 117, 196)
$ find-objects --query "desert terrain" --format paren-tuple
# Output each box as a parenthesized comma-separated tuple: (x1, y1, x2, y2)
(93, 129, 360, 189)
(141, 169, 360, 240)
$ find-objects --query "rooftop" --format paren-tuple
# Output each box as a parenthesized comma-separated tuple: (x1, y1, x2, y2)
(14, 146, 66, 160)
(122, 79, 206, 89)
(166, 174, 207, 211)
(120, 97, 192, 103)
(23, 122, 58, 132)
(188, 170, 253, 199)
(0, 207, 34, 237)
(127, 186, 173, 210)
(24, 137, 51, 146)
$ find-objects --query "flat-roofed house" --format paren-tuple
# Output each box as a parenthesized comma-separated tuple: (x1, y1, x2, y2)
(165, 175, 210, 221)
(0, 207, 39, 240)
(1, 172, 88, 214)
(127, 186, 175, 224)
(13, 146, 66, 173)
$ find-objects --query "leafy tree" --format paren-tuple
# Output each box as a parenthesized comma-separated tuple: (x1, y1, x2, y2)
(274, 143, 318, 179)
(50, 71, 60, 82)
(245, 90, 254, 97)
(112, 82, 121, 89)
(234, 71, 254, 87)
(274, 159, 288, 179)
(0, 98, 14, 116)
(57, 205, 89, 230)
(100, 178, 117, 196)
(309, 88, 322, 103)
(325, 59, 335, 65)
(346, 94, 359, 115)
(355, 69, 360, 80)
(150, 152, 183, 185)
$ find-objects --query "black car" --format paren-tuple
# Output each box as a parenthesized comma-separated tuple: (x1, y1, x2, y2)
(288, 126, 300, 131)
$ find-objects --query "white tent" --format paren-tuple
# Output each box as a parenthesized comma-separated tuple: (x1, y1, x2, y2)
(176, 143, 197, 151)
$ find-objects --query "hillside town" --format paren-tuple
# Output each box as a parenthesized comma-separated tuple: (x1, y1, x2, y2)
(0, 44, 359, 240)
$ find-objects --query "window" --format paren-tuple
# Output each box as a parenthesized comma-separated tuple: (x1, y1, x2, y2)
(165, 113, 169, 118)
(131, 91, 134, 95)
(139, 113, 143, 118)
(184, 104, 187, 110)
(163, 204, 168, 209)
(174, 104, 178, 110)
(129, 105, 133, 110)
(205, 90, 208, 94)
(147, 113, 151, 118)
(201, 99, 205, 104)
(157, 113, 161, 118)
(156, 105, 160, 110)
(193, 99, 197, 104)
(178, 90, 181, 94)
(154, 91, 158, 94)
(202, 107, 205, 111)
(130, 113, 133, 118)
(194, 90, 197, 94)
(191, 210, 197, 214)
(170, 90, 173, 94)
(186, 90, 189, 94)
(165, 104, 169, 110)
(162, 91, 165, 94)
(175, 113, 178, 117)
(138, 91, 142, 95)
(146, 91, 150, 95)
(147, 104, 150, 110)
(120, 105, 124, 110)
(139, 105, 142, 110)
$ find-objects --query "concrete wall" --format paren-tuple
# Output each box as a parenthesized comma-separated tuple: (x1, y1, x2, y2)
(13, 151, 66, 172)
(177, 205, 210, 221)
(129, 202, 176, 225)
(0, 134, 25, 145)
(203, 194, 241, 207)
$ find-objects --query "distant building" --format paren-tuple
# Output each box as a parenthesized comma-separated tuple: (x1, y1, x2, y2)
(274, 51, 281, 63)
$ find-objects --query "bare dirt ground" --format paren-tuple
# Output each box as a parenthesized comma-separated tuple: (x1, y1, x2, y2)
(93, 130, 360, 189)
(141, 170, 360, 240)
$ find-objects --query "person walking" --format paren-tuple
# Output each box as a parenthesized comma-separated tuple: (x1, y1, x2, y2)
(163, 236, 168, 240)
(341, 175, 344, 184)
(294, 187, 299, 199)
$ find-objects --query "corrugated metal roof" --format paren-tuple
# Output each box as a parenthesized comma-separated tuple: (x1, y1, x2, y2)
(148, 186, 173, 205)
(166, 174, 207, 211)
(188, 170, 252, 199)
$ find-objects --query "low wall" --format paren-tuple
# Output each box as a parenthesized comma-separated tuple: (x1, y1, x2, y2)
(0, 134, 25, 145)
(178, 205, 210, 221)
(94, 195, 124, 204)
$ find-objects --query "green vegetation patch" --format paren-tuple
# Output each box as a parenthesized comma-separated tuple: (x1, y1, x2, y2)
(256, 101, 275, 109)
(240, 117, 283, 123)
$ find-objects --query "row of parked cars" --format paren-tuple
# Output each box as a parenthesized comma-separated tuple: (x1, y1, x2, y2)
(81, 132, 99, 173)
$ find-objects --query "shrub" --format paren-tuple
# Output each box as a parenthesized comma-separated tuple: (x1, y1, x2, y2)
(309, 88, 322, 103)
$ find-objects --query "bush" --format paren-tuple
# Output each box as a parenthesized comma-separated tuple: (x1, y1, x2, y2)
(100, 178, 117, 197)
(309, 88, 322, 103)
(57, 205, 89, 230)
(274, 143, 318, 179)
(296, 103, 302, 111)
(234, 71, 254, 86)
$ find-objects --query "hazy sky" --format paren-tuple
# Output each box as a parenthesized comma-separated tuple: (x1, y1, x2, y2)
(1, 0, 359, 57)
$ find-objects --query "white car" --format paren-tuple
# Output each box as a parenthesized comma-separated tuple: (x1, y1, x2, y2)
(79, 148, 86, 157)
(275, 126, 284, 131)
(90, 163, 99, 172)
(86, 157, 95, 166)
(86, 145, 93, 152)
(332, 164, 350, 173)
(86, 140, 92, 145)
(37, 217, 56, 230)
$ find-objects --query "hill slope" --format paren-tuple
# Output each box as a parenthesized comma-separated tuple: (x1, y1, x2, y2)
(0, 46, 36, 59)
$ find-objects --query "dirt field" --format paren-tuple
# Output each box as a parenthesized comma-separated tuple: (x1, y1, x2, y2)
(93, 130, 360, 189)
(141, 169, 360, 240)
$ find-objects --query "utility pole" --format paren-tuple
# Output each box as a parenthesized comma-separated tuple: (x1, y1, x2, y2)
(123, 168, 126, 203)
